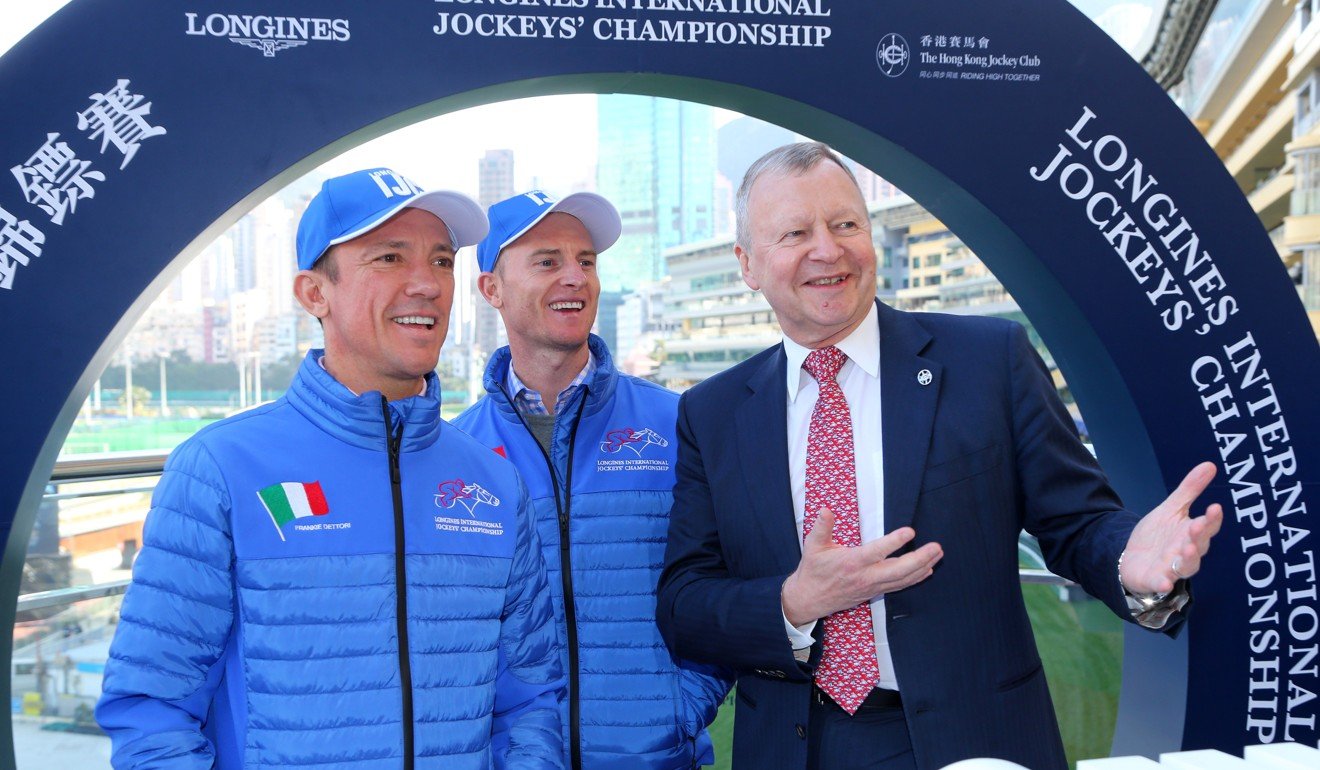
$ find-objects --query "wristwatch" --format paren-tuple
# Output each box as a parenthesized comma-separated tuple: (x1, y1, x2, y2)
(1118, 550, 1189, 629)
(1124, 586, 1169, 615)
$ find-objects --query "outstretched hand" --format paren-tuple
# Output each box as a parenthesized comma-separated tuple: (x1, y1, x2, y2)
(781, 508, 943, 627)
(1119, 461, 1224, 596)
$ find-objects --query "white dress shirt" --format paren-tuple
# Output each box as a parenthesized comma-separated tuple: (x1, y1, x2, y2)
(779, 302, 899, 690)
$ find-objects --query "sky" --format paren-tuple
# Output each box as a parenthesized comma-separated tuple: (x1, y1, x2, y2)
(1074, 0, 1163, 58)
(313, 95, 607, 196)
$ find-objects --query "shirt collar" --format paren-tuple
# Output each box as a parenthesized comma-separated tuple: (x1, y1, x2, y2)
(507, 350, 597, 415)
(783, 301, 880, 403)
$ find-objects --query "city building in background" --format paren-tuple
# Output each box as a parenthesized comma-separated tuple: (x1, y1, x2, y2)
(657, 233, 778, 387)
(107, 188, 322, 420)
(472, 149, 515, 357)
(96, 103, 926, 426)
(90, 104, 1130, 437)
(1168, 0, 1320, 333)
(655, 198, 1075, 425)
(433, 147, 521, 400)
(657, 198, 1019, 387)
(615, 278, 676, 378)
(597, 95, 716, 296)
(893, 220, 1016, 315)
(14, 6, 1304, 434)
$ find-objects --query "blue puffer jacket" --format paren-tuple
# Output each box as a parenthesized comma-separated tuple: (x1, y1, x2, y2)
(454, 336, 732, 770)
(97, 351, 565, 770)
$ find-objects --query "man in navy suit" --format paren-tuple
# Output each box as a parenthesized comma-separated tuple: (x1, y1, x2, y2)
(655, 142, 1222, 770)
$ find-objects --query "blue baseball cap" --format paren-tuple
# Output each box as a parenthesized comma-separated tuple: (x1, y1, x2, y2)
(296, 168, 488, 270)
(477, 190, 622, 272)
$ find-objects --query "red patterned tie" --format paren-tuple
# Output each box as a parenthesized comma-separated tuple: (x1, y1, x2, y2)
(803, 346, 879, 715)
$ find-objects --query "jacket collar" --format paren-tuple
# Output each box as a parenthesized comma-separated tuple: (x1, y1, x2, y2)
(285, 349, 443, 452)
(734, 300, 941, 558)
(875, 300, 940, 533)
(734, 345, 800, 572)
(482, 334, 619, 422)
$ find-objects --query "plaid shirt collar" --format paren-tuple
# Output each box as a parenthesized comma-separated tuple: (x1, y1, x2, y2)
(507, 351, 596, 416)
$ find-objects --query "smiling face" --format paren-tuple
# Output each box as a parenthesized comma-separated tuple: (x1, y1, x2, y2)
(294, 207, 455, 401)
(735, 161, 877, 349)
(479, 212, 600, 359)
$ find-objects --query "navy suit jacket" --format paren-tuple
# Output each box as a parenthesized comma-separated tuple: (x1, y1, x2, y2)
(657, 301, 1173, 769)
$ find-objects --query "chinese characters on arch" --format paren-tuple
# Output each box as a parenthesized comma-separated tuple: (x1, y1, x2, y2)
(2, 79, 166, 291)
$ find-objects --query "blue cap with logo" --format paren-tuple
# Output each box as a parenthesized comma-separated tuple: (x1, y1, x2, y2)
(296, 168, 488, 270)
(477, 190, 622, 272)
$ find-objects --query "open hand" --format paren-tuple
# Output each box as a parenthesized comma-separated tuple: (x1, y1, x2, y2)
(1120, 462, 1224, 595)
(781, 508, 943, 626)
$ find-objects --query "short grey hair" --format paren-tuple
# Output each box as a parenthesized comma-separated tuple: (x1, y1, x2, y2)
(734, 141, 859, 250)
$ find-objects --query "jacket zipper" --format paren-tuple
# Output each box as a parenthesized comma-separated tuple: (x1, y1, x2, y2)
(507, 389, 588, 770)
(382, 398, 414, 770)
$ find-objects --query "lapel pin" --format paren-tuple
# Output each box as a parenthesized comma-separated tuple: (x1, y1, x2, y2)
(917, 369, 933, 386)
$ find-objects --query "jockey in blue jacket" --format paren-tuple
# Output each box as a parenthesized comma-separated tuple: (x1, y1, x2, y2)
(454, 191, 732, 770)
(97, 169, 565, 770)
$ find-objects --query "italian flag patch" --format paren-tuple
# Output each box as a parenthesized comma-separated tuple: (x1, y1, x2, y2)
(257, 481, 329, 540)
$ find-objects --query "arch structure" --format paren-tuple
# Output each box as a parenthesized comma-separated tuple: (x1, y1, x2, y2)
(0, 0, 1315, 763)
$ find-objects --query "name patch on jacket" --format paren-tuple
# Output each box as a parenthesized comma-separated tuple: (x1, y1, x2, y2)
(257, 481, 347, 540)
(430, 478, 514, 557)
(596, 426, 673, 473)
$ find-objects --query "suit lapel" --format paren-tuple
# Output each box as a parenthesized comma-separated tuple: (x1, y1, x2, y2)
(878, 301, 942, 533)
(734, 346, 801, 572)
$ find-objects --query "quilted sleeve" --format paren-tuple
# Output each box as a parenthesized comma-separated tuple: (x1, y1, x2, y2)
(491, 480, 567, 770)
(678, 659, 734, 766)
(95, 438, 236, 769)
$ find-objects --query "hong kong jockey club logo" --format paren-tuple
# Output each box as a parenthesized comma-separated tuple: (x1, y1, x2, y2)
(433, 479, 501, 516)
(184, 12, 351, 57)
(599, 427, 670, 457)
(876, 33, 910, 78)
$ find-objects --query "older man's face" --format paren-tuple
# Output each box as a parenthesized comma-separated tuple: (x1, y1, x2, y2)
(735, 162, 877, 349)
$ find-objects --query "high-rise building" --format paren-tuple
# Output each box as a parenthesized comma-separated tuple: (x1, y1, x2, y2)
(231, 215, 257, 294)
(199, 235, 234, 304)
(471, 150, 516, 356)
(478, 149, 515, 207)
(597, 95, 716, 293)
(202, 304, 229, 364)
(251, 198, 297, 320)
(615, 278, 675, 378)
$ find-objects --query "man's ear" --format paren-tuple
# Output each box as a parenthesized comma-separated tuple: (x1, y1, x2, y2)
(735, 244, 760, 291)
(294, 270, 330, 319)
(477, 271, 503, 309)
